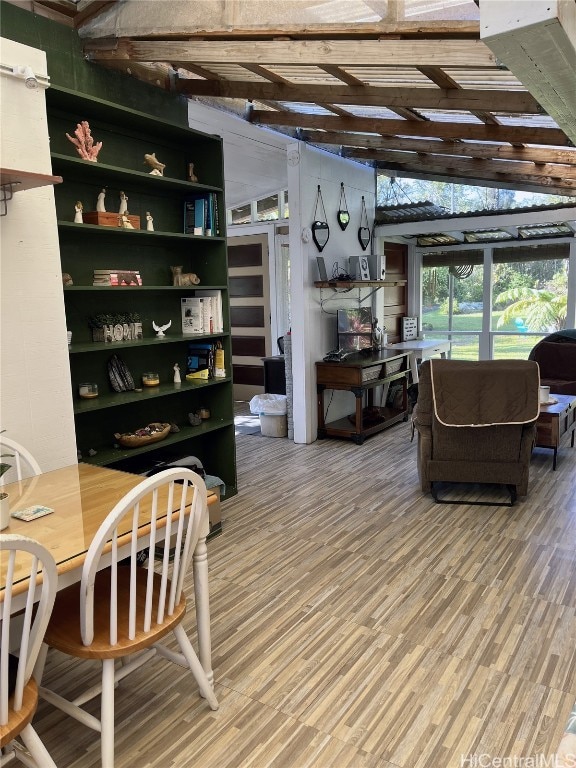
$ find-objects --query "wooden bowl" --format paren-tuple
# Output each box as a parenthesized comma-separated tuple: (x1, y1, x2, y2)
(114, 422, 171, 448)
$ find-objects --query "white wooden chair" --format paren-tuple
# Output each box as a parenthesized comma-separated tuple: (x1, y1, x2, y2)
(0, 437, 41, 486)
(1, 534, 58, 768)
(38, 468, 219, 768)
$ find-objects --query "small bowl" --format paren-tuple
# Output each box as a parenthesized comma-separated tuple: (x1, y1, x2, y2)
(142, 372, 160, 387)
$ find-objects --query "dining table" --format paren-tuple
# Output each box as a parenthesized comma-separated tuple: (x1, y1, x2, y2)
(0, 462, 216, 685)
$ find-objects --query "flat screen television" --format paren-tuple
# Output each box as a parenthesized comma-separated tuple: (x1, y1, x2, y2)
(337, 307, 374, 353)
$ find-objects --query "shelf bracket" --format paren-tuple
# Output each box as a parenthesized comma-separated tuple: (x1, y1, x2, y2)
(0, 181, 19, 216)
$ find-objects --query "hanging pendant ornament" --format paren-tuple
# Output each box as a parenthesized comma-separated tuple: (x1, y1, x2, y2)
(337, 182, 350, 231)
(311, 185, 330, 252)
(358, 195, 371, 251)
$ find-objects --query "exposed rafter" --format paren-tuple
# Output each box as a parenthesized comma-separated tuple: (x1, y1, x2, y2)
(174, 80, 542, 114)
(249, 111, 571, 147)
(84, 39, 497, 68)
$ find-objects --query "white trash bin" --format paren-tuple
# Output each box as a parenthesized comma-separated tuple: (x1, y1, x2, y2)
(249, 394, 288, 438)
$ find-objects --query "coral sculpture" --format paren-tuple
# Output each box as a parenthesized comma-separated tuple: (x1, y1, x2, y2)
(66, 121, 103, 162)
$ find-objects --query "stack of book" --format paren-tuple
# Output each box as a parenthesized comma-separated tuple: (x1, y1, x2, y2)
(184, 193, 221, 237)
(181, 291, 223, 335)
(93, 269, 142, 286)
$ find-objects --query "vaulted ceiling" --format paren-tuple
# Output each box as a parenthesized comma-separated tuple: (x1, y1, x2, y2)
(21, 0, 576, 197)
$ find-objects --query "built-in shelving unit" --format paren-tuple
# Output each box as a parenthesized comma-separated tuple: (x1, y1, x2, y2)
(48, 86, 237, 497)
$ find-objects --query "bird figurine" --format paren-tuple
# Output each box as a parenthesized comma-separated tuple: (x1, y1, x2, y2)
(144, 153, 166, 176)
(152, 319, 171, 338)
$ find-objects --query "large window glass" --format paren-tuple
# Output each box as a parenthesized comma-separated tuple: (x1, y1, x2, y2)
(422, 259, 483, 358)
(422, 249, 570, 360)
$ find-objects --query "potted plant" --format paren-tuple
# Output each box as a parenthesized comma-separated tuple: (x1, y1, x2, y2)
(1, 447, 14, 530)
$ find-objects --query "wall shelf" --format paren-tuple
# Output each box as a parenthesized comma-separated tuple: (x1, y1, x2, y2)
(0, 167, 62, 215)
(314, 280, 407, 288)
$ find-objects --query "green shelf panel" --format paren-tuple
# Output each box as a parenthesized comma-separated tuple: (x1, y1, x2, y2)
(79, 419, 234, 466)
(51, 153, 222, 194)
(48, 86, 218, 144)
(74, 376, 232, 414)
(57, 220, 224, 243)
(69, 333, 229, 354)
(64, 285, 227, 292)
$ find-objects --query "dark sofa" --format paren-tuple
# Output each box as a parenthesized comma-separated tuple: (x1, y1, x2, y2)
(529, 330, 576, 395)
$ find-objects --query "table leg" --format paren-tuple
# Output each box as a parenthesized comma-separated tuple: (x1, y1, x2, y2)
(193, 524, 213, 688)
(553, 447, 558, 471)
(409, 352, 419, 384)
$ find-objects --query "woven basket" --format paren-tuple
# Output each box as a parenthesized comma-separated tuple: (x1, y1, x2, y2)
(114, 422, 171, 449)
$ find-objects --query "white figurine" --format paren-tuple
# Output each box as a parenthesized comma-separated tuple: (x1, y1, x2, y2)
(173, 363, 181, 384)
(74, 201, 83, 223)
(118, 191, 128, 215)
(152, 320, 171, 338)
(96, 188, 106, 212)
(146, 211, 154, 231)
(119, 214, 134, 229)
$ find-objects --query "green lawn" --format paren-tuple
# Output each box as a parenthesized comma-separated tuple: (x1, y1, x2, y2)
(421, 309, 544, 359)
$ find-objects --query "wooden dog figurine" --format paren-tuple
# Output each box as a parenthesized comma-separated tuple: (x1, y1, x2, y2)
(171, 265, 200, 286)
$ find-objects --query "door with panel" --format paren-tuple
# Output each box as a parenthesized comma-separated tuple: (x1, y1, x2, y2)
(227, 234, 272, 400)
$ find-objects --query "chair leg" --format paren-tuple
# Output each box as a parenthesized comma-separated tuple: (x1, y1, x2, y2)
(32, 643, 49, 686)
(19, 723, 58, 768)
(101, 658, 116, 768)
(172, 624, 219, 711)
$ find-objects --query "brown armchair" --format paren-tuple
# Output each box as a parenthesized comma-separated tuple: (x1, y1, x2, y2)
(413, 359, 540, 504)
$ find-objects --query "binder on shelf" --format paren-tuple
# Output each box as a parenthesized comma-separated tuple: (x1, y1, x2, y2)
(186, 341, 215, 378)
(183, 193, 220, 236)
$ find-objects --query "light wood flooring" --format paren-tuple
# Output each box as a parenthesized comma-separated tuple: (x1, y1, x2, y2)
(33, 407, 576, 767)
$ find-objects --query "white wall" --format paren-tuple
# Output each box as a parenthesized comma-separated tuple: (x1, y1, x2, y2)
(186, 101, 292, 208)
(0, 38, 77, 473)
(288, 142, 375, 443)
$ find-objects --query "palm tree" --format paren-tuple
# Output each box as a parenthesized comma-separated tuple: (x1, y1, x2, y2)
(495, 286, 567, 331)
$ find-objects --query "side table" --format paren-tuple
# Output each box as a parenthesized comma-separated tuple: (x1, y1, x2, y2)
(535, 394, 576, 470)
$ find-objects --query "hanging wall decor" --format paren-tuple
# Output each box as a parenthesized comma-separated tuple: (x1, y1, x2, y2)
(358, 196, 371, 251)
(312, 185, 330, 252)
(337, 183, 350, 230)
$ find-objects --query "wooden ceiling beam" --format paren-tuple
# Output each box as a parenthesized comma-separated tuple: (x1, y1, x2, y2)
(85, 39, 496, 68)
(299, 131, 576, 164)
(78, 21, 480, 40)
(250, 111, 571, 146)
(174, 80, 541, 113)
(345, 148, 576, 180)
(73, 0, 117, 28)
(347, 149, 576, 191)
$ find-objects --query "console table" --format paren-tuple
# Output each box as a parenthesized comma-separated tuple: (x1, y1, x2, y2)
(316, 350, 410, 444)
(535, 394, 576, 470)
(383, 338, 451, 383)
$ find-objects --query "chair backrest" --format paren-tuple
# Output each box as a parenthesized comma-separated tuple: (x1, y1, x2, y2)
(1, 534, 58, 723)
(0, 436, 41, 486)
(416, 358, 540, 429)
(81, 468, 207, 647)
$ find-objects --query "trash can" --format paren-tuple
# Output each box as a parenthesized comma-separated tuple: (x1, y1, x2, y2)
(249, 393, 288, 438)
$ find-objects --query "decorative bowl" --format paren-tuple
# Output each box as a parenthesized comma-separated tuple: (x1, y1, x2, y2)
(114, 422, 171, 448)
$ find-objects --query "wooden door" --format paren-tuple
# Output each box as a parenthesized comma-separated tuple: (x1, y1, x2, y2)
(227, 234, 271, 400)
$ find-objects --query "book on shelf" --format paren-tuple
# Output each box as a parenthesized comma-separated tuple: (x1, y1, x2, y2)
(186, 341, 216, 378)
(181, 297, 204, 334)
(93, 269, 142, 286)
(183, 193, 221, 237)
(181, 291, 223, 334)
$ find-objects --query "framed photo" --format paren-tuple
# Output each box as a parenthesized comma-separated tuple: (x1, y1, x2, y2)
(402, 316, 419, 341)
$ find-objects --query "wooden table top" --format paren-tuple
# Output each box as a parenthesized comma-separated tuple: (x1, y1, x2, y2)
(539, 393, 576, 416)
(1, 463, 211, 593)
